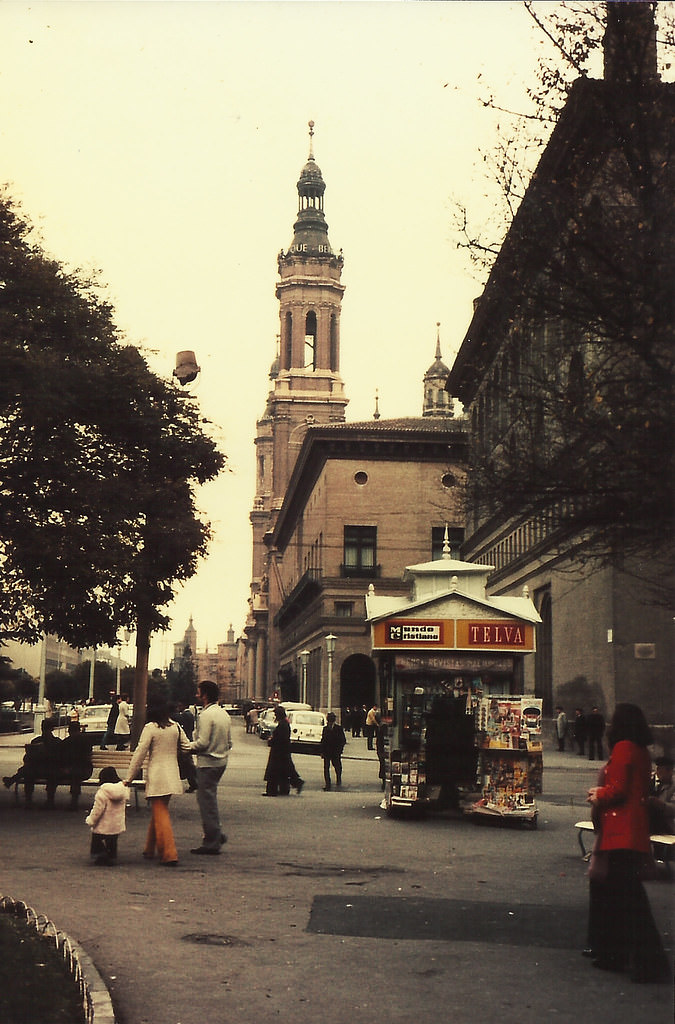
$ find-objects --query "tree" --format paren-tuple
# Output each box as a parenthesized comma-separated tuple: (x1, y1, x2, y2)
(165, 649, 197, 708)
(44, 669, 79, 706)
(0, 189, 226, 737)
(449, 2, 674, 591)
(71, 660, 117, 704)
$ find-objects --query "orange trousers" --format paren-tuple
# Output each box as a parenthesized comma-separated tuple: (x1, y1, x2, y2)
(143, 796, 178, 863)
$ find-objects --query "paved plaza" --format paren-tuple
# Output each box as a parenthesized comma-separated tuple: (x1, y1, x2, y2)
(1, 720, 672, 1024)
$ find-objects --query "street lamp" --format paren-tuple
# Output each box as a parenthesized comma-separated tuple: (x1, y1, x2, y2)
(299, 649, 310, 704)
(325, 634, 337, 715)
(116, 629, 132, 695)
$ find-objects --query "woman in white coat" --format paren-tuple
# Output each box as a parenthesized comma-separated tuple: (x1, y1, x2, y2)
(124, 703, 191, 866)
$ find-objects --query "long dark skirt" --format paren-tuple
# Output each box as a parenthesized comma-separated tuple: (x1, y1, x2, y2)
(588, 849, 668, 980)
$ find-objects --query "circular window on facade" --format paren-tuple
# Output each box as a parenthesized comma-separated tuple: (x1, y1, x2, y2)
(354, 471, 368, 486)
(441, 472, 456, 488)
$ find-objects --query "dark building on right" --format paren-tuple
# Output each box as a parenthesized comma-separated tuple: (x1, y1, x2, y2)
(446, 2, 673, 738)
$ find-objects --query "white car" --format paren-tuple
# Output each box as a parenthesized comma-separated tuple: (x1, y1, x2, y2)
(287, 709, 326, 748)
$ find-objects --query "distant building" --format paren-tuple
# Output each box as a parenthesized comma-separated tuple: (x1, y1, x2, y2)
(172, 618, 244, 703)
(246, 124, 349, 697)
(3, 635, 83, 680)
(217, 625, 241, 701)
(269, 412, 468, 711)
(245, 125, 468, 704)
(172, 615, 197, 669)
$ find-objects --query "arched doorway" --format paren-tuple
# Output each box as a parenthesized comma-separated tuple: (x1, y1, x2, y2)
(339, 653, 376, 713)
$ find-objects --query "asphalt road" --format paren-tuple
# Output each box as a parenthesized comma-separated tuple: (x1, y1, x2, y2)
(0, 721, 672, 1024)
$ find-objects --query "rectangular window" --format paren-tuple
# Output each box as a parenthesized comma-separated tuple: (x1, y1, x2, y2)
(335, 601, 354, 618)
(431, 526, 465, 561)
(343, 526, 377, 577)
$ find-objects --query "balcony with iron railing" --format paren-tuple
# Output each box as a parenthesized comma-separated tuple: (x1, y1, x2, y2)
(274, 568, 324, 629)
(339, 563, 381, 579)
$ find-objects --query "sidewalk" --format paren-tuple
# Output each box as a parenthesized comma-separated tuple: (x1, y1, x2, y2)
(1, 724, 671, 1024)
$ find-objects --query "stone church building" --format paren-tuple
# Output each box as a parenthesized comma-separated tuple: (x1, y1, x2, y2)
(244, 127, 467, 707)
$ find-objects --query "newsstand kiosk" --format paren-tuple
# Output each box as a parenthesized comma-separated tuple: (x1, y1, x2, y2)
(366, 546, 543, 826)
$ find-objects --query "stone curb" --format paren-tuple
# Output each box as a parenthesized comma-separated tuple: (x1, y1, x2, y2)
(0, 896, 116, 1024)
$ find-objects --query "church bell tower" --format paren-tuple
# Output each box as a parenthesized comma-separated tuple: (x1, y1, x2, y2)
(247, 123, 348, 697)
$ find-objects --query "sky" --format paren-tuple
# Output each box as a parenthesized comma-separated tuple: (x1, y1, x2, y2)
(0, 0, 570, 667)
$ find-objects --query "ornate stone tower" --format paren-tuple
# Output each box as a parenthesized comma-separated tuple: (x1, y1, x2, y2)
(246, 123, 348, 696)
(423, 324, 453, 418)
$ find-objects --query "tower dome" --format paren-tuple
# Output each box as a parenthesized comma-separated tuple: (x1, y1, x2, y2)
(288, 121, 333, 255)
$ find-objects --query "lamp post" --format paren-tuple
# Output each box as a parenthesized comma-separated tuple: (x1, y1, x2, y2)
(116, 629, 132, 695)
(325, 634, 337, 715)
(88, 647, 96, 702)
(299, 649, 310, 704)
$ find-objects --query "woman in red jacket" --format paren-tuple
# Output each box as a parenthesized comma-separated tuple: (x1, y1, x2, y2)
(586, 703, 669, 982)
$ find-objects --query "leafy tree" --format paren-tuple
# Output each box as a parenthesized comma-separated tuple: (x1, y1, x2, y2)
(44, 669, 79, 706)
(166, 648, 197, 708)
(71, 660, 117, 704)
(0, 189, 226, 740)
(147, 668, 170, 709)
(449, 2, 674, 592)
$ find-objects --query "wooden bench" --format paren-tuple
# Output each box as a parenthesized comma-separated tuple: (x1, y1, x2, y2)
(9, 748, 147, 810)
(84, 749, 147, 810)
(575, 819, 675, 867)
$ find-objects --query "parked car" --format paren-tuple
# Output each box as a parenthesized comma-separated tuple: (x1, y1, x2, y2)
(287, 709, 326, 749)
(77, 703, 133, 740)
(257, 702, 314, 740)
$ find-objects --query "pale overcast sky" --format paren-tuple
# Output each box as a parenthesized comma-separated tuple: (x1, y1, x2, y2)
(1, 1, 574, 666)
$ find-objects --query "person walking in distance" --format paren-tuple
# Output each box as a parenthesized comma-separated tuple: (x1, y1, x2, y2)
(572, 708, 587, 756)
(320, 713, 346, 790)
(100, 691, 119, 750)
(586, 706, 605, 761)
(174, 701, 198, 793)
(555, 706, 568, 752)
(263, 706, 304, 796)
(365, 705, 378, 750)
(114, 693, 131, 750)
(188, 680, 232, 855)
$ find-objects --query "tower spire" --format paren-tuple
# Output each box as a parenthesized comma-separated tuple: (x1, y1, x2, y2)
(423, 323, 453, 418)
(308, 119, 315, 159)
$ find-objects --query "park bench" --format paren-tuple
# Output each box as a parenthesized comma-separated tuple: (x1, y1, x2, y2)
(9, 748, 147, 810)
(575, 819, 675, 875)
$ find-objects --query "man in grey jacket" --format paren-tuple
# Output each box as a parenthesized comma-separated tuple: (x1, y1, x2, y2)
(188, 680, 232, 855)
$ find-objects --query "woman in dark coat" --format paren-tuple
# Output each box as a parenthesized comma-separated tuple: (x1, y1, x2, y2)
(586, 703, 669, 982)
(264, 706, 292, 796)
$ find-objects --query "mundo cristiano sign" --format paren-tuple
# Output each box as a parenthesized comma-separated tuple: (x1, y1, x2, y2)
(373, 618, 535, 652)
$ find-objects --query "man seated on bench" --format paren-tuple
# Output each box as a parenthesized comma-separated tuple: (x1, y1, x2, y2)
(649, 755, 675, 873)
(3, 719, 94, 809)
(3, 718, 64, 808)
(60, 721, 94, 811)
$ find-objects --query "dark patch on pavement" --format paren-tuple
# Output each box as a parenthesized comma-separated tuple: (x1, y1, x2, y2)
(277, 861, 404, 878)
(307, 895, 581, 948)
(181, 933, 250, 947)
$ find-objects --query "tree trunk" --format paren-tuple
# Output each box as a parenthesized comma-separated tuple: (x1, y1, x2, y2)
(131, 619, 151, 748)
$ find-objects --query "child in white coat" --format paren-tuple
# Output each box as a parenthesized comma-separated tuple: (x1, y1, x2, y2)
(85, 766, 127, 865)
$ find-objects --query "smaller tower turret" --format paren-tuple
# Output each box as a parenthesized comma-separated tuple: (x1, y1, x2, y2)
(423, 324, 453, 418)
